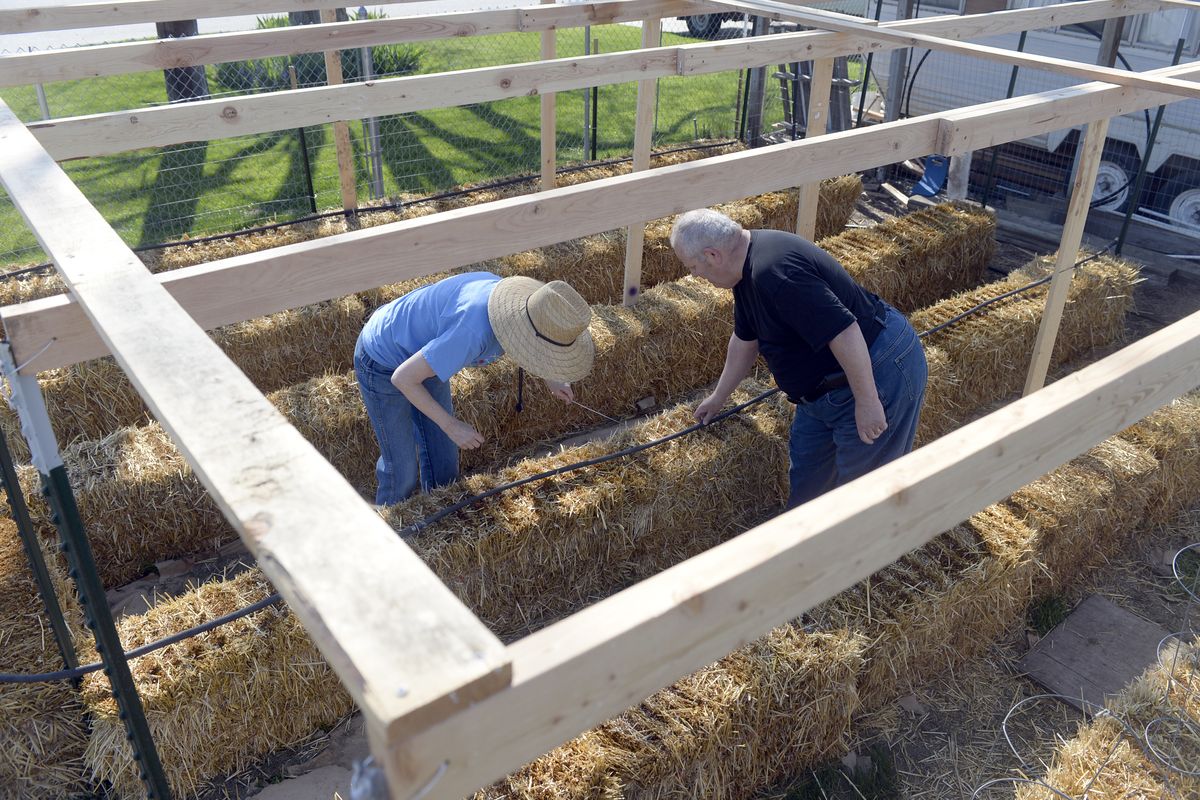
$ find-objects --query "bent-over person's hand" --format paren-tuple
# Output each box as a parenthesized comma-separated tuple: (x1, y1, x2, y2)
(855, 395, 888, 445)
(545, 379, 574, 403)
(694, 393, 726, 425)
(444, 418, 485, 449)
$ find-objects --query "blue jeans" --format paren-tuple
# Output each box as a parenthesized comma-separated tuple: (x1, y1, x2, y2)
(787, 305, 927, 508)
(354, 341, 459, 506)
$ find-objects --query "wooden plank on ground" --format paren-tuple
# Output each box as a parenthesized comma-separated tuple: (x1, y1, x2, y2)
(1023, 117, 1111, 394)
(376, 305, 1200, 798)
(621, 17, 662, 306)
(0, 96, 510, 740)
(1021, 594, 1172, 711)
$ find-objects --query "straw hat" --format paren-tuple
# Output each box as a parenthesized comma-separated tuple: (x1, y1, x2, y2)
(488, 276, 594, 383)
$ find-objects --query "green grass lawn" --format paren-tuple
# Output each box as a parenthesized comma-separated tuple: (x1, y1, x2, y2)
(0, 24, 782, 267)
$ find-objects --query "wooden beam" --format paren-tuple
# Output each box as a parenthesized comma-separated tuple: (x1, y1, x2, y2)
(677, 0, 1164, 75)
(320, 8, 358, 218)
(10, 58, 1200, 374)
(378, 304, 1200, 797)
(21, 0, 1163, 161)
(795, 57, 834, 240)
(540, 0, 557, 191)
(0, 0, 1145, 88)
(715, 0, 1200, 100)
(0, 96, 510, 740)
(0, 1, 724, 88)
(1023, 118, 1112, 395)
(621, 18, 662, 307)
(1, 117, 943, 373)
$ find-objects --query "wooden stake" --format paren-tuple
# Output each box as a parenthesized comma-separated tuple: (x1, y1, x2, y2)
(622, 18, 663, 307)
(320, 8, 358, 222)
(540, 0, 556, 190)
(795, 57, 834, 240)
(1022, 116, 1112, 395)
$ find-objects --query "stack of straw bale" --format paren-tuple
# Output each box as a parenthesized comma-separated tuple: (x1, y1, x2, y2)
(21, 205, 996, 590)
(0, 518, 90, 798)
(80, 262, 1149, 797)
(914, 252, 1139, 442)
(1015, 638, 1200, 799)
(0, 175, 863, 460)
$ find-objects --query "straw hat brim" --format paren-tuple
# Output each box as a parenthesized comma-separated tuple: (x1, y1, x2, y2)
(488, 276, 595, 383)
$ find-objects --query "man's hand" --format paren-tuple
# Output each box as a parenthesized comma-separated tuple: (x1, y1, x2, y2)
(855, 396, 888, 444)
(444, 418, 485, 449)
(694, 393, 726, 425)
(545, 379, 574, 403)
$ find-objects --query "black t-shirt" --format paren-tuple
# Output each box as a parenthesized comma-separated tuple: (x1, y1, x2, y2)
(733, 229, 883, 402)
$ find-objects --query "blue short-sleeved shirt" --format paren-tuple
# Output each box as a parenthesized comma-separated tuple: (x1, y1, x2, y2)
(359, 272, 505, 382)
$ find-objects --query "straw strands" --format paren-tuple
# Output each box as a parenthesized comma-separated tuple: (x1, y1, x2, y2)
(0, 519, 90, 799)
(0, 173, 862, 461)
(1015, 639, 1200, 799)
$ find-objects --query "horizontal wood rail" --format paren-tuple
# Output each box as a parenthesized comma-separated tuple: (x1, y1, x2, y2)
(378, 303, 1200, 796)
(20, 0, 1165, 161)
(0, 0, 725, 87)
(5, 60, 1197, 374)
(0, 95, 512, 744)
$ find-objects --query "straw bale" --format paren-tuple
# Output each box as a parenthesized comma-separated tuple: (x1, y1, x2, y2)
(391, 381, 790, 638)
(810, 505, 1038, 710)
(1015, 638, 1200, 800)
(822, 203, 994, 313)
(914, 252, 1139, 442)
(1120, 392, 1200, 524)
(81, 569, 353, 799)
(1003, 435, 1159, 594)
(480, 629, 866, 800)
(0, 518, 90, 798)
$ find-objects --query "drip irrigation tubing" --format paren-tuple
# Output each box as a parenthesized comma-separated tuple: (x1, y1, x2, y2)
(2, 141, 739, 281)
(0, 245, 1117, 684)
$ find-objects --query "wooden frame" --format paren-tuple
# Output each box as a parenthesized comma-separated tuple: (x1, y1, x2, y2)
(2, 2, 1199, 797)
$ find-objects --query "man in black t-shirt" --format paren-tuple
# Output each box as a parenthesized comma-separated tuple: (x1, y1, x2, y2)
(670, 209, 927, 508)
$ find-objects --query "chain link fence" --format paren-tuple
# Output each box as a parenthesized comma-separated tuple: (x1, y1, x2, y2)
(0, 11, 795, 269)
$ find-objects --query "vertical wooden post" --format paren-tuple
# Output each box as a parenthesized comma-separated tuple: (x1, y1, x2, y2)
(795, 57, 834, 240)
(320, 8, 358, 221)
(947, 150, 972, 200)
(621, 18, 662, 307)
(1022, 117, 1112, 395)
(540, 0, 556, 190)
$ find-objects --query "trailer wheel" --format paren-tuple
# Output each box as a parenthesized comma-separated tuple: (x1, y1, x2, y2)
(1091, 146, 1140, 212)
(1162, 178, 1200, 233)
(685, 14, 724, 38)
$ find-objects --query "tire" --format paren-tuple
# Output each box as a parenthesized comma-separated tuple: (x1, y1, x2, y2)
(1090, 144, 1140, 213)
(685, 14, 723, 38)
(1160, 178, 1200, 233)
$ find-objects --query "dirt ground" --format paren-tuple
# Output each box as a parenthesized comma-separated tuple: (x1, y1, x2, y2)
(157, 185, 1200, 799)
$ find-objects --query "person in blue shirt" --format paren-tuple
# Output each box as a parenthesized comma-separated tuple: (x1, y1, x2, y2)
(354, 272, 595, 506)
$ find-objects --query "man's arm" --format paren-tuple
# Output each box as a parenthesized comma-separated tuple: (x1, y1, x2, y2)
(391, 353, 484, 449)
(695, 333, 759, 424)
(828, 322, 887, 445)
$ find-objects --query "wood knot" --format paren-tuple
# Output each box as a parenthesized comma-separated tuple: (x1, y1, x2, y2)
(221, 106, 238, 120)
(499, 78, 512, 89)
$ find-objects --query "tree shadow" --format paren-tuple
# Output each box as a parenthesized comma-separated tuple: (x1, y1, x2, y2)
(378, 113, 459, 194)
(138, 141, 209, 246)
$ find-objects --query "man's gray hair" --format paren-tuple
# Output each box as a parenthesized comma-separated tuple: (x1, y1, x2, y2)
(670, 209, 744, 263)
